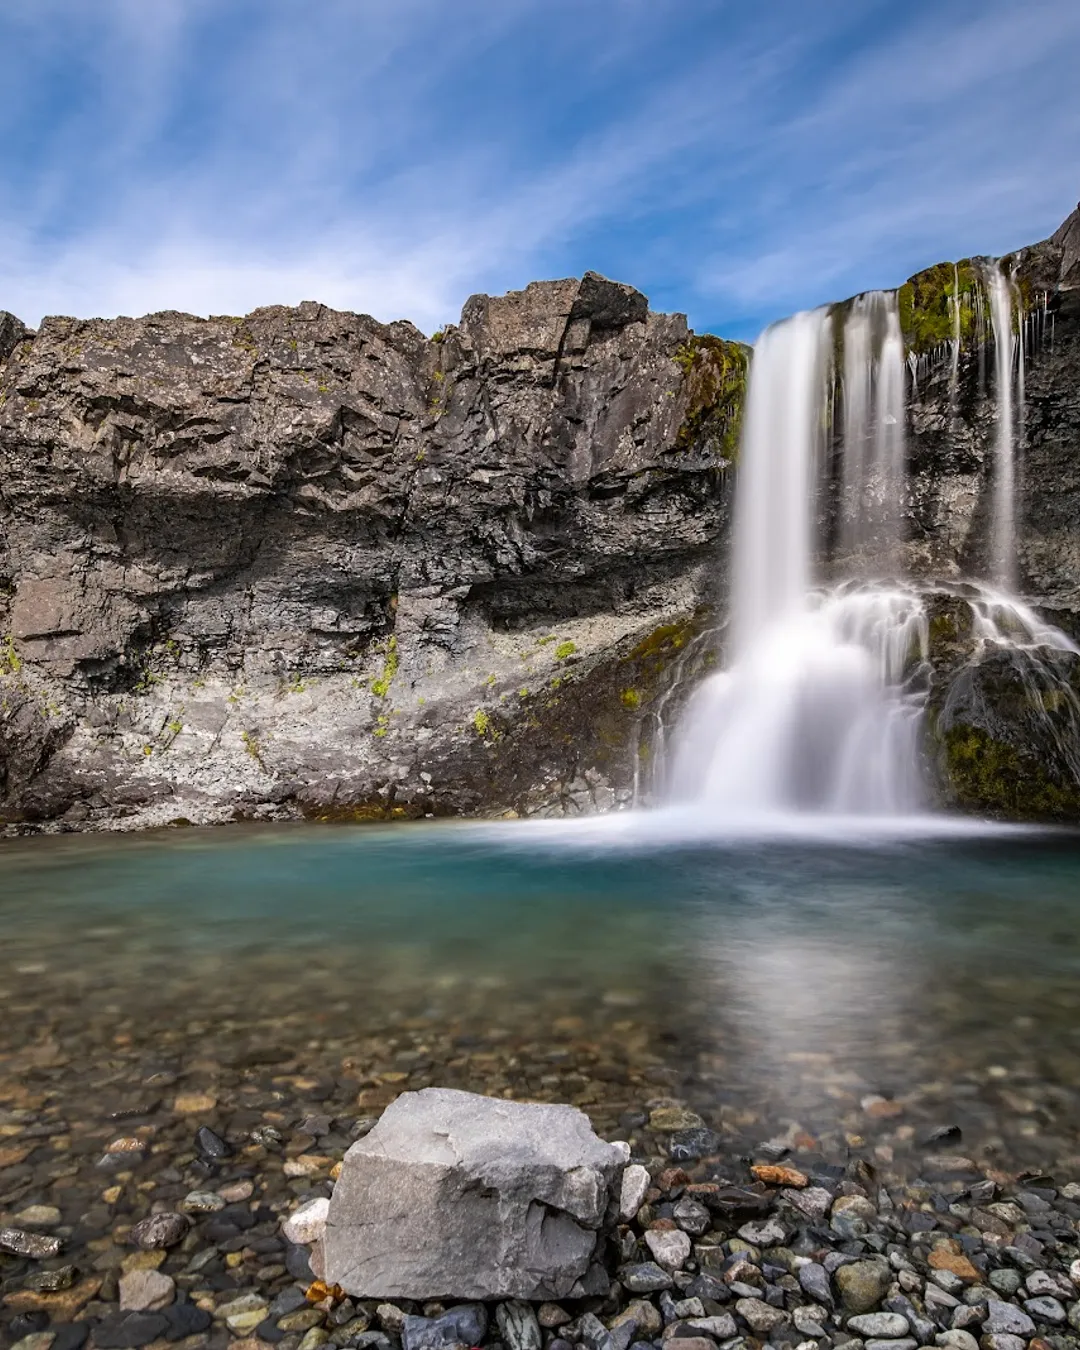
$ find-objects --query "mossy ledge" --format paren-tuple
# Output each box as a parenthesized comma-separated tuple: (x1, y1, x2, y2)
(936, 720, 1080, 822)
(673, 334, 749, 461)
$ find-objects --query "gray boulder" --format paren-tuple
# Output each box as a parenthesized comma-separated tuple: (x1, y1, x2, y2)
(323, 1088, 626, 1299)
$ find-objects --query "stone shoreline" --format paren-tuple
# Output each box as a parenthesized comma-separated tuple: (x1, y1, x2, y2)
(2, 1098, 1078, 1350)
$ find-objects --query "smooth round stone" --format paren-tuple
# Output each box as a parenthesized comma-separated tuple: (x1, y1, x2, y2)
(620, 1262, 673, 1294)
(14, 1207, 62, 1228)
(128, 1212, 189, 1250)
(1023, 1297, 1066, 1324)
(849, 1314, 911, 1338)
(11, 1335, 56, 1350)
(837, 1260, 891, 1314)
(936, 1332, 978, 1350)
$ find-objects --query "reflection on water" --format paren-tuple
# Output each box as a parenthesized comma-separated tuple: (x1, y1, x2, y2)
(1, 818, 1080, 1181)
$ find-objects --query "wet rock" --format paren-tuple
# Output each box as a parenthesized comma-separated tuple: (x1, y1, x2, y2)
(23, 1267, 76, 1293)
(799, 1263, 834, 1306)
(128, 1212, 189, 1250)
(496, 1301, 542, 1350)
(832, 1196, 878, 1240)
(324, 1089, 625, 1299)
(785, 1186, 833, 1223)
(737, 1217, 788, 1247)
(218, 1292, 272, 1334)
(91, 1311, 170, 1348)
(11, 1334, 55, 1350)
(837, 1260, 892, 1314)
(620, 1263, 674, 1294)
(0, 1229, 63, 1259)
(401, 1304, 488, 1350)
(668, 1129, 722, 1162)
(179, 1189, 226, 1214)
(736, 1297, 789, 1332)
(118, 1269, 175, 1311)
(195, 1123, 233, 1159)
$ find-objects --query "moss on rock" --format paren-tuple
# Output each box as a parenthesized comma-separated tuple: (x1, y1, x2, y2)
(673, 335, 749, 461)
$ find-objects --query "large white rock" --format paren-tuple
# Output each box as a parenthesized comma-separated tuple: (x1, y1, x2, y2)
(323, 1088, 625, 1299)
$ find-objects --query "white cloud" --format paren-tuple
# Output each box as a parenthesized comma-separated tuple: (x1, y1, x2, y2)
(0, 0, 1076, 335)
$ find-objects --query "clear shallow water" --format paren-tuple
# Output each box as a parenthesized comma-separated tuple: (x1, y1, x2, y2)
(2, 817, 1080, 1190)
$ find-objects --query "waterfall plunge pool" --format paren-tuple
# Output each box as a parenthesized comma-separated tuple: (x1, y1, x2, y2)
(2, 817, 1079, 1212)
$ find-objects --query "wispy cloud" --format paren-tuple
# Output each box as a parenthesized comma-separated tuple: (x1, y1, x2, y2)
(0, 0, 1075, 337)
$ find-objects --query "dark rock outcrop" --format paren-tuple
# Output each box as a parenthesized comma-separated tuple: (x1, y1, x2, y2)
(0, 274, 739, 828)
(4, 206, 1080, 830)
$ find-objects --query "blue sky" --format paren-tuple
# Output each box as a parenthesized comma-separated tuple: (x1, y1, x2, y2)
(0, 0, 1077, 342)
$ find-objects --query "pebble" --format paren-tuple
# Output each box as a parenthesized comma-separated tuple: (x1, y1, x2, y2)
(0, 1228, 63, 1259)
(217, 1293, 271, 1334)
(194, 1123, 233, 1159)
(988, 1270, 1022, 1296)
(22, 1267, 76, 1293)
(865, 1340, 917, 1350)
(282, 1196, 330, 1246)
(649, 1107, 705, 1132)
(14, 1207, 62, 1227)
(984, 1302, 1035, 1336)
(11, 1335, 56, 1350)
(179, 1189, 226, 1213)
(848, 1314, 911, 1337)
(785, 1186, 833, 1222)
(737, 1217, 788, 1246)
(837, 1260, 891, 1314)
(645, 1229, 692, 1270)
(735, 1297, 789, 1332)
(980, 1336, 1026, 1350)
(538, 1305, 571, 1329)
(118, 1270, 175, 1312)
(619, 1164, 651, 1221)
(496, 1301, 542, 1350)
(794, 1307, 828, 1336)
(401, 1305, 488, 1350)
(127, 1212, 189, 1250)
(1023, 1297, 1066, 1324)
(936, 1333, 979, 1350)
(799, 1262, 834, 1306)
(620, 1262, 673, 1293)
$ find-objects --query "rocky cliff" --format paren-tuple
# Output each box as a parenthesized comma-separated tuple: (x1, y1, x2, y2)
(0, 274, 743, 828)
(2, 207, 1079, 831)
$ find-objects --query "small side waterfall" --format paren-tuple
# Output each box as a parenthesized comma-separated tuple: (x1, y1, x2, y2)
(985, 263, 1021, 590)
(839, 292, 906, 570)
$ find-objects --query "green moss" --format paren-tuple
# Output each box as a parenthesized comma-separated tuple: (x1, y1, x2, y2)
(672, 334, 749, 461)
(370, 636, 398, 698)
(898, 260, 981, 354)
(620, 688, 640, 709)
(942, 723, 1080, 821)
(628, 621, 691, 661)
(554, 640, 577, 661)
(0, 636, 22, 676)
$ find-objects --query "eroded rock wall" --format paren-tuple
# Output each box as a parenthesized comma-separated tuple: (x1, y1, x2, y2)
(0, 275, 740, 828)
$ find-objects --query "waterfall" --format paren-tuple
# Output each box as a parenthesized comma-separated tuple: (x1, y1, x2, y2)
(667, 306, 927, 818)
(661, 260, 1073, 826)
(985, 262, 1021, 589)
(839, 292, 906, 571)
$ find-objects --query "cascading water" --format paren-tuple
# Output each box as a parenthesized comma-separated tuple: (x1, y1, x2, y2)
(668, 306, 929, 817)
(985, 262, 1020, 590)
(839, 292, 906, 569)
(665, 261, 1076, 824)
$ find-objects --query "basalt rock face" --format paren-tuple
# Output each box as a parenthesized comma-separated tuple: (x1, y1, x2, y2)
(0, 274, 738, 828)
